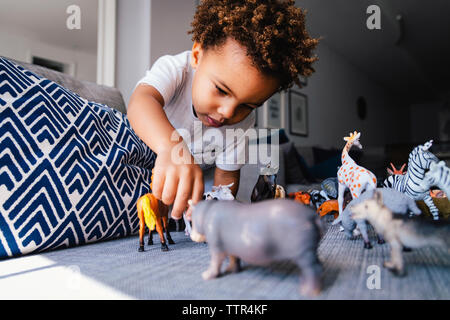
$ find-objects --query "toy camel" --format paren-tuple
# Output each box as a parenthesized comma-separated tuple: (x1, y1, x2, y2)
(137, 178, 174, 252)
(337, 131, 377, 217)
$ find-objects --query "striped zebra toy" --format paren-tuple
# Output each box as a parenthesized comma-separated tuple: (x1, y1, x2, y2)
(421, 161, 450, 198)
(383, 140, 440, 220)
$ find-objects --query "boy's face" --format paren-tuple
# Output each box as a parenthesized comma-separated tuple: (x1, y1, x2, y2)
(190, 38, 280, 127)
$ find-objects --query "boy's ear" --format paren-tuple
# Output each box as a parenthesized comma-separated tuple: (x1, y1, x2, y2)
(190, 42, 203, 69)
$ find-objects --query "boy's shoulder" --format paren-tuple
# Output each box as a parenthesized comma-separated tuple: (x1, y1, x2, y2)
(155, 50, 191, 71)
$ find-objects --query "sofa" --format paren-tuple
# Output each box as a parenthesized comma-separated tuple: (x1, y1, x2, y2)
(0, 58, 448, 300)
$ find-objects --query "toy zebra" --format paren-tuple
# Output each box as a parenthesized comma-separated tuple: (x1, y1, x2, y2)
(420, 161, 450, 198)
(383, 140, 440, 220)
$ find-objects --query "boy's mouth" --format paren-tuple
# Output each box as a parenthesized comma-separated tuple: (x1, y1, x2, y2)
(206, 115, 224, 127)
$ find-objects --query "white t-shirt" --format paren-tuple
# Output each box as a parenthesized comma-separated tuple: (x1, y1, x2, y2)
(136, 51, 256, 171)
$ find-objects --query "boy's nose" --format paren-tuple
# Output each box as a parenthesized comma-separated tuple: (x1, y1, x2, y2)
(217, 102, 236, 120)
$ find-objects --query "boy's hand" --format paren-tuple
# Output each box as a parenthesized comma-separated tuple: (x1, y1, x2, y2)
(151, 142, 204, 220)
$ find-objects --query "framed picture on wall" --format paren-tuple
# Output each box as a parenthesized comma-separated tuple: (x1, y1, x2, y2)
(289, 90, 308, 136)
(264, 92, 282, 128)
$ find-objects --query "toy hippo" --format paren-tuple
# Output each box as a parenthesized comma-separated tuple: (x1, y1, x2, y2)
(189, 199, 324, 297)
(333, 188, 422, 249)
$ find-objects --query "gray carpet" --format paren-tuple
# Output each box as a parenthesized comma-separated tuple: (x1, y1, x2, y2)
(27, 220, 450, 299)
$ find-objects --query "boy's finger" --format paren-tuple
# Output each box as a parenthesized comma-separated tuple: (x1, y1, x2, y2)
(151, 168, 165, 200)
(185, 205, 193, 221)
(191, 173, 204, 204)
(161, 170, 178, 205)
(172, 174, 193, 220)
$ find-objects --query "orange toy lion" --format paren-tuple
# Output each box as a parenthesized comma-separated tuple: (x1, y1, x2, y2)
(288, 191, 311, 205)
(317, 200, 339, 219)
(137, 176, 174, 252)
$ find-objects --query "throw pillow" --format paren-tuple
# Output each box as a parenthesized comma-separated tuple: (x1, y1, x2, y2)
(0, 57, 155, 258)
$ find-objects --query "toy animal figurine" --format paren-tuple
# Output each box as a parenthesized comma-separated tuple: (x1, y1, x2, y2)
(203, 183, 235, 200)
(383, 140, 440, 220)
(137, 193, 175, 252)
(387, 163, 407, 176)
(251, 171, 278, 202)
(288, 191, 312, 206)
(321, 177, 339, 199)
(337, 131, 377, 219)
(317, 200, 339, 219)
(309, 189, 329, 209)
(430, 189, 447, 198)
(333, 188, 422, 249)
(351, 190, 450, 276)
(189, 199, 324, 297)
(275, 184, 286, 198)
(185, 183, 236, 236)
(421, 160, 450, 198)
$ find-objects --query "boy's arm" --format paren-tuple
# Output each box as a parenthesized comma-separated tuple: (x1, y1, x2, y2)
(214, 167, 240, 197)
(127, 84, 204, 219)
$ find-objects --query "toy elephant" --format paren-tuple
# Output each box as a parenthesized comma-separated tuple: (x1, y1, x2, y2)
(189, 198, 324, 297)
(333, 188, 422, 248)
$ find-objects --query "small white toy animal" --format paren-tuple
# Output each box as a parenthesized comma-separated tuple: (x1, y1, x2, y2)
(420, 161, 449, 198)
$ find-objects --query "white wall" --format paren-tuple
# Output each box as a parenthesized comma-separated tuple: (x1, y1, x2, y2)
(0, 30, 97, 83)
(149, 0, 196, 66)
(116, 0, 196, 107)
(116, 0, 152, 106)
(282, 41, 410, 149)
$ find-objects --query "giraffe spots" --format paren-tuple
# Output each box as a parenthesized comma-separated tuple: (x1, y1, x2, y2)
(350, 167, 353, 170)
(373, 178, 377, 184)
(358, 183, 361, 188)
(353, 193, 357, 197)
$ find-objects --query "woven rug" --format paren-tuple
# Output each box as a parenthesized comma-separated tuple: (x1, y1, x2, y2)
(1, 219, 449, 299)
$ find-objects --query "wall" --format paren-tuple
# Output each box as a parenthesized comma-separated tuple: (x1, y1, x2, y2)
(0, 30, 96, 83)
(149, 0, 196, 66)
(410, 102, 446, 143)
(116, 0, 152, 106)
(116, 0, 196, 107)
(282, 41, 410, 149)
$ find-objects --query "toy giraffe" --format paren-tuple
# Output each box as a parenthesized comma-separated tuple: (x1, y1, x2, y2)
(337, 131, 377, 217)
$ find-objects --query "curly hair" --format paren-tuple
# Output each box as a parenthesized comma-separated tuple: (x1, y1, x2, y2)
(188, 0, 319, 91)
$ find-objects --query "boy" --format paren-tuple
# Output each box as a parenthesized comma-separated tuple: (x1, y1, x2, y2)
(127, 0, 318, 220)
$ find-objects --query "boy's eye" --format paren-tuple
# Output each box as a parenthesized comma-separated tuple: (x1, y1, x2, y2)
(215, 85, 227, 95)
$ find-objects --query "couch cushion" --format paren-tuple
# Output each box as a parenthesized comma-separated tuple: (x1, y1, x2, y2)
(0, 57, 155, 258)
(7, 58, 127, 114)
(281, 142, 307, 184)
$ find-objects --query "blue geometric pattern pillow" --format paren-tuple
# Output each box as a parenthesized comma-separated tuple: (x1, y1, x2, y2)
(0, 57, 155, 258)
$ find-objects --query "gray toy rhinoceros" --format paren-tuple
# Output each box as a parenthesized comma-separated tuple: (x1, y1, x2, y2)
(333, 188, 422, 248)
(189, 198, 324, 297)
